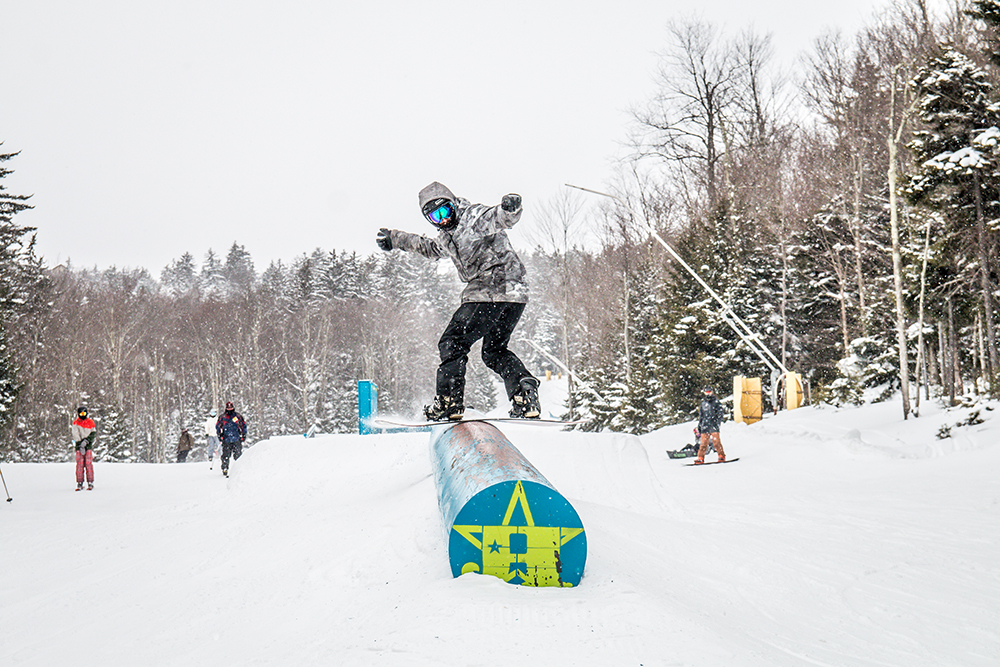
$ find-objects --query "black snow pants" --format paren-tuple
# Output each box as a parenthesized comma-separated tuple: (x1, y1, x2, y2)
(221, 440, 243, 471)
(436, 302, 531, 402)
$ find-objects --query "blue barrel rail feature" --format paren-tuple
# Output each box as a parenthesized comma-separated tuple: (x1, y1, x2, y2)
(430, 421, 586, 587)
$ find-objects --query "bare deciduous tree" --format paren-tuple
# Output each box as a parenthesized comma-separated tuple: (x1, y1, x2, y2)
(629, 18, 742, 215)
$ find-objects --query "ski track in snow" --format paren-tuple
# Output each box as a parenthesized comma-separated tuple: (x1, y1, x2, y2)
(1, 383, 998, 666)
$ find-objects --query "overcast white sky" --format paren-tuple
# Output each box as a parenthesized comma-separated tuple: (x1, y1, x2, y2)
(2, 0, 891, 274)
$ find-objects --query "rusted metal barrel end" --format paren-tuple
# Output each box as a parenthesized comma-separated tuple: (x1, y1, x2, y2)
(430, 421, 586, 587)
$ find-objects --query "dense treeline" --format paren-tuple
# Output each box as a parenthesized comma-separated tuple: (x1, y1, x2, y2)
(564, 0, 1000, 427)
(2, 0, 998, 460)
(1, 245, 506, 461)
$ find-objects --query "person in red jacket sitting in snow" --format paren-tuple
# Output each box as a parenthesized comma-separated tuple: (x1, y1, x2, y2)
(71, 406, 96, 491)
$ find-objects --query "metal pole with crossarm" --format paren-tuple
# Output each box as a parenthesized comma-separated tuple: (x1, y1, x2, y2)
(566, 184, 791, 407)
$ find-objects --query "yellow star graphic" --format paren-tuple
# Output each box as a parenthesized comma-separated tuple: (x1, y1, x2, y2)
(452, 481, 584, 587)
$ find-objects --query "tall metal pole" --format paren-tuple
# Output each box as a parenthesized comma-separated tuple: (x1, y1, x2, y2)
(566, 184, 788, 376)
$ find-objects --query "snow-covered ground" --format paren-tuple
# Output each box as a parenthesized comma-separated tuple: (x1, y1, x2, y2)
(2, 379, 998, 666)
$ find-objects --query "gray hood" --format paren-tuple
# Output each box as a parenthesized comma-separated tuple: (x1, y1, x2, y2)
(418, 181, 457, 210)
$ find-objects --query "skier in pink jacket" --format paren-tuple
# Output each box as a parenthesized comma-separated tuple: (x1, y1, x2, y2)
(71, 406, 96, 490)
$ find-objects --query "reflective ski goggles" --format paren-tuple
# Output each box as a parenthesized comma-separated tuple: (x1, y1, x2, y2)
(424, 201, 455, 226)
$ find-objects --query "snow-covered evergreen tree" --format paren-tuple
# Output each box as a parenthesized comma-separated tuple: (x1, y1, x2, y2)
(968, 0, 1000, 67)
(571, 331, 627, 433)
(905, 47, 1000, 391)
(651, 200, 784, 422)
(224, 241, 256, 295)
(160, 252, 198, 297)
(616, 254, 667, 432)
(199, 249, 227, 297)
(290, 252, 321, 307)
(786, 195, 895, 391)
(906, 49, 999, 212)
(260, 260, 293, 308)
(0, 148, 41, 446)
(92, 402, 134, 462)
(0, 329, 19, 436)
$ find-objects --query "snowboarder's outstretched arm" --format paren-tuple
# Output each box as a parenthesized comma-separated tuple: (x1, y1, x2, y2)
(376, 228, 444, 259)
(462, 194, 522, 237)
(497, 193, 522, 229)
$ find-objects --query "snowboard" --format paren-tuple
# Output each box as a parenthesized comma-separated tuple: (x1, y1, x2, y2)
(668, 440, 714, 459)
(371, 416, 586, 429)
(684, 458, 739, 466)
(667, 448, 699, 459)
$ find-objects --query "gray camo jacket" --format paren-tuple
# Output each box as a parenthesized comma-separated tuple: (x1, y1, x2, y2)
(387, 182, 529, 304)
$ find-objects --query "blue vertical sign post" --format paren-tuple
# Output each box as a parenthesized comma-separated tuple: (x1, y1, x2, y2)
(358, 379, 378, 435)
(358, 379, 429, 435)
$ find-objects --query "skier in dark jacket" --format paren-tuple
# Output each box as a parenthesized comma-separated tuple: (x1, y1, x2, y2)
(176, 428, 194, 463)
(376, 181, 541, 421)
(695, 387, 727, 464)
(215, 401, 247, 477)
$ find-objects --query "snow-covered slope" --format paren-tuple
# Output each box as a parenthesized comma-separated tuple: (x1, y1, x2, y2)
(1, 384, 997, 666)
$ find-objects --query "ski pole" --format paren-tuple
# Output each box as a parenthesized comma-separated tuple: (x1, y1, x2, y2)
(0, 462, 12, 502)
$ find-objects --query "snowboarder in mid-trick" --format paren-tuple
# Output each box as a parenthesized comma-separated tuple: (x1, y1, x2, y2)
(376, 181, 541, 422)
(695, 387, 727, 464)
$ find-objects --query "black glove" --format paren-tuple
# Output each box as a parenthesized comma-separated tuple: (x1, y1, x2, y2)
(501, 194, 521, 212)
(376, 228, 392, 251)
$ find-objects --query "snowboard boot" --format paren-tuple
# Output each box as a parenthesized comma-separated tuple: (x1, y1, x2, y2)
(424, 395, 464, 422)
(509, 377, 541, 419)
(76, 482, 84, 491)
(87, 483, 94, 491)
(694, 457, 705, 464)
(717, 454, 726, 463)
